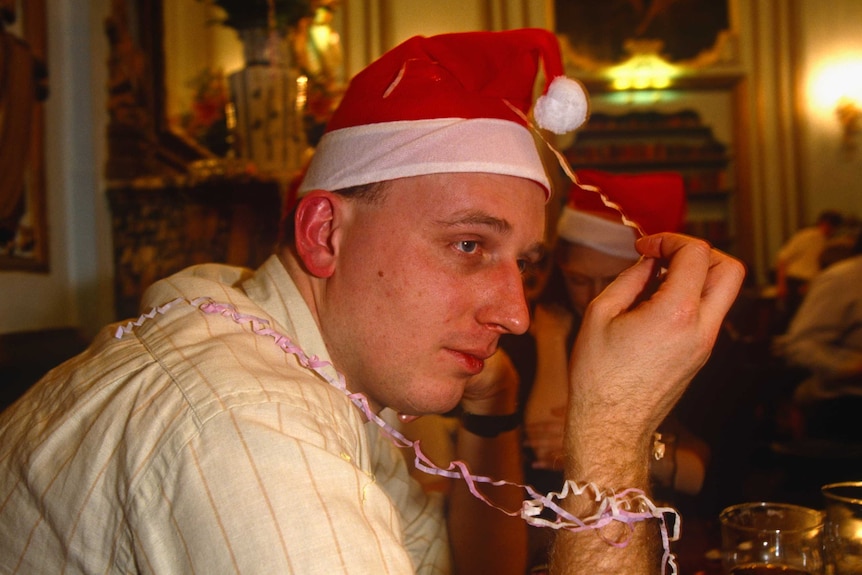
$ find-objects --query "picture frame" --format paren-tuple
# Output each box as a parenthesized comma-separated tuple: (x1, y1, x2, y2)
(555, 0, 730, 68)
(0, 0, 48, 271)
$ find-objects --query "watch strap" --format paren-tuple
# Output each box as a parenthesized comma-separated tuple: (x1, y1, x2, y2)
(460, 411, 520, 438)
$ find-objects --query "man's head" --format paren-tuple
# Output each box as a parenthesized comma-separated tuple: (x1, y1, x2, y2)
(284, 29, 588, 415)
(555, 169, 687, 315)
(293, 172, 545, 415)
(816, 209, 844, 237)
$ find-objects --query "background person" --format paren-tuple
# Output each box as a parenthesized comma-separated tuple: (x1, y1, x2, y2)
(774, 209, 844, 327)
(773, 229, 862, 442)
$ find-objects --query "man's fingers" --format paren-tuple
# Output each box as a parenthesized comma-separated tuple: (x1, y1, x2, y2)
(590, 256, 658, 314)
(699, 247, 747, 323)
(635, 233, 746, 318)
(636, 233, 712, 305)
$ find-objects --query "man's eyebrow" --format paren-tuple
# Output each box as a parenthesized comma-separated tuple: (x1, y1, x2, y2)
(437, 210, 513, 234)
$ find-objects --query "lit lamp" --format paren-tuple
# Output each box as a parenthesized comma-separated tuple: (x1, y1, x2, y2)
(836, 96, 861, 151)
(811, 59, 862, 153)
(608, 39, 678, 91)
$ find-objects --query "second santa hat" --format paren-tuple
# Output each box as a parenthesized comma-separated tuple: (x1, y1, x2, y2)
(557, 169, 687, 259)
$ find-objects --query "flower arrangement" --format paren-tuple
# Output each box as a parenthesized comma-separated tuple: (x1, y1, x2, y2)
(203, 0, 314, 35)
(180, 68, 231, 156)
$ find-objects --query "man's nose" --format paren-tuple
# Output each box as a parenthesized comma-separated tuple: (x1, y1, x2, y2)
(481, 264, 531, 335)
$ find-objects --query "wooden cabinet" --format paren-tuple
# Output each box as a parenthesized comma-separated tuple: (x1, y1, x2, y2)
(107, 178, 282, 320)
(564, 109, 734, 250)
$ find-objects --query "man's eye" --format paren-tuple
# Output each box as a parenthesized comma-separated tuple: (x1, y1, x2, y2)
(456, 240, 480, 254)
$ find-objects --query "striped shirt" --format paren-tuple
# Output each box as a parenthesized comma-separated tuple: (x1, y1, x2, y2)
(0, 255, 449, 574)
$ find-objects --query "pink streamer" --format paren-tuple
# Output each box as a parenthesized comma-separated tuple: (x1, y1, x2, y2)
(115, 298, 680, 575)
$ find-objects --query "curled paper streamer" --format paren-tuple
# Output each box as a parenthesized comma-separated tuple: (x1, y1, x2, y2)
(116, 298, 681, 575)
(113, 297, 186, 338)
(547, 142, 648, 238)
(506, 100, 647, 238)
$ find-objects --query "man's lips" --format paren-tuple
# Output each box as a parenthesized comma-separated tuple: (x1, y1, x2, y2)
(447, 349, 487, 375)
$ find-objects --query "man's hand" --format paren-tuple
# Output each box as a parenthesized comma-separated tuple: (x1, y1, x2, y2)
(451, 348, 527, 575)
(551, 233, 745, 575)
(460, 348, 520, 416)
(524, 302, 574, 469)
(569, 233, 745, 454)
(530, 302, 575, 341)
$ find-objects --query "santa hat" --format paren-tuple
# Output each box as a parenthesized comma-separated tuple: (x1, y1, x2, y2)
(298, 28, 589, 197)
(557, 169, 687, 259)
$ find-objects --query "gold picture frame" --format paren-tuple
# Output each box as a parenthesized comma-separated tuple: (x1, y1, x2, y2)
(0, 0, 48, 271)
(555, 0, 730, 68)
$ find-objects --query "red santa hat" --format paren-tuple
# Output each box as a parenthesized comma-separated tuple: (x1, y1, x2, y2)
(298, 28, 589, 197)
(557, 169, 687, 259)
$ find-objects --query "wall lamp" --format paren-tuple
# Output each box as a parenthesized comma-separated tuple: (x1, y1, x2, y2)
(608, 39, 678, 91)
(811, 58, 862, 153)
(835, 96, 861, 152)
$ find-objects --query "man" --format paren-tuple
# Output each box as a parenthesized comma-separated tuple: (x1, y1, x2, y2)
(774, 230, 862, 441)
(775, 209, 844, 323)
(0, 29, 744, 574)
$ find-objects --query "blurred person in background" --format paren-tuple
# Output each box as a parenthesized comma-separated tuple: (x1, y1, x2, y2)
(775, 209, 844, 328)
(774, 228, 862, 442)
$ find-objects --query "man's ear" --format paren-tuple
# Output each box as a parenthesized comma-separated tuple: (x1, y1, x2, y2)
(293, 190, 342, 278)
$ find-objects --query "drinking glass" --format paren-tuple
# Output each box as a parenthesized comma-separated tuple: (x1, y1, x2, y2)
(719, 502, 825, 575)
(822, 481, 862, 575)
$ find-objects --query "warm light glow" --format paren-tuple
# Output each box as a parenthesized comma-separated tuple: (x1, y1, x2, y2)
(296, 75, 309, 111)
(601, 89, 685, 106)
(812, 58, 862, 151)
(811, 59, 862, 109)
(609, 51, 678, 91)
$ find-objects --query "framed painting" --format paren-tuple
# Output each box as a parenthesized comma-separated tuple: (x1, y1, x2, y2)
(0, 0, 48, 271)
(555, 0, 730, 67)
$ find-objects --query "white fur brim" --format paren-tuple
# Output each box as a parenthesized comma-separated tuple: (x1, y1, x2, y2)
(298, 118, 550, 196)
(557, 207, 639, 259)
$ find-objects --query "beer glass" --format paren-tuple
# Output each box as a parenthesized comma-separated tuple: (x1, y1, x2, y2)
(822, 481, 862, 575)
(719, 502, 825, 575)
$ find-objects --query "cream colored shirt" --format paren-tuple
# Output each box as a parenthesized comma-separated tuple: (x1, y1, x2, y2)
(775, 254, 862, 402)
(777, 226, 827, 281)
(0, 255, 448, 574)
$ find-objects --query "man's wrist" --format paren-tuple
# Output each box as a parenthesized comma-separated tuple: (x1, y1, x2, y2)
(460, 411, 520, 437)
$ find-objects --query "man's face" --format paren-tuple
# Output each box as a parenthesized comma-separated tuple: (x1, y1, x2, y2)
(557, 242, 638, 317)
(318, 173, 546, 415)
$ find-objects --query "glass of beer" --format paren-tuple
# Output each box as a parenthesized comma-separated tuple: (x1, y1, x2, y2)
(719, 502, 825, 574)
(822, 481, 862, 575)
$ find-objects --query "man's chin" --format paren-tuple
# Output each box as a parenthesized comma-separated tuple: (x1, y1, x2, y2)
(401, 390, 464, 418)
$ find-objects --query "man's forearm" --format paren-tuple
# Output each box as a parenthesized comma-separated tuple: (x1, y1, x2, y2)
(449, 425, 527, 575)
(449, 348, 528, 575)
(550, 414, 662, 575)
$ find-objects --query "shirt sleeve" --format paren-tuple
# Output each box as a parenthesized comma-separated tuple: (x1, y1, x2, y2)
(779, 269, 862, 380)
(366, 422, 451, 575)
(129, 403, 448, 574)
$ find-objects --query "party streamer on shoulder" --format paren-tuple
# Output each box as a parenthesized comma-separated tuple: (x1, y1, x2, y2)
(115, 297, 681, 575)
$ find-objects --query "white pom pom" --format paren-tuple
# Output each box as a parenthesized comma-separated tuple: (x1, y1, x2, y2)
(533, 76, 589, 134)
